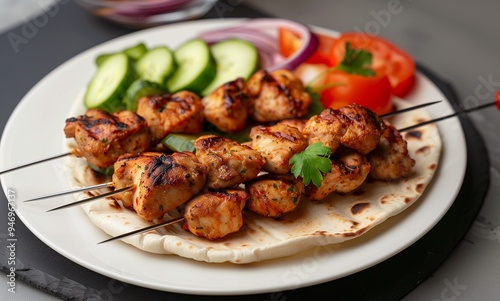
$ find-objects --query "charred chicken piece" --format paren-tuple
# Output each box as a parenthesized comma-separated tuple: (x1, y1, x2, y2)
(246, 69, 311, 122)
(303, 108, 349, 154)
(278, 119, 307, 132)
(337, 104, 386, 154)
(201, 77, 250, 133)
(245, 174, 304, 218)
(249, 123, 307, 174)
(306, 148, 370, 201)
(369, 124, 415, 180)
(194, 135, 265, 189)
(112, 152, 207, 221)
(64, 109, 151, 169)
(136, 91, 204, 144)
(183, 189, 249, 240)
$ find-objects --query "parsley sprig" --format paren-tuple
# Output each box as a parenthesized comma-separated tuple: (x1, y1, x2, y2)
(336, 42, 375, 76)
(304, 42, 375, 94)
(289, 142, 332, 188)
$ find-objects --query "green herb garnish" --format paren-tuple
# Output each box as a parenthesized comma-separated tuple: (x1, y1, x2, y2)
(336, 42, 375, 76)
(289, 142, 332, 188)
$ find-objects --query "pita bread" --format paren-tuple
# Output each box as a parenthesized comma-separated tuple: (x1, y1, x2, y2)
(63, 98, 441, 264)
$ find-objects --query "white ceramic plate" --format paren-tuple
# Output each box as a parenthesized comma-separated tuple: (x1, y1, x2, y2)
(0, 19, 466, 295)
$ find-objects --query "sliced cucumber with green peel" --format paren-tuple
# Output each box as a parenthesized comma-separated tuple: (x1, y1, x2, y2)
(95, 42, 148, 67)
(84, 53, 135, 112)
(95, 53, 114, 67)
(201, 39, 259, 96)
(123, 42, 148, 61)
(162, 133, 198, 153)
(136, 46, 176, 84)
(124, 79, 168, 112)
(167, 38, 216, 95)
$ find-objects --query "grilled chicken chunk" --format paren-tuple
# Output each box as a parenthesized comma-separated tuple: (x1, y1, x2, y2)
(136, 91, 204, 144)
(194, 135, 265, 189)
(369, 124, 415, 180)
(64, 109, 151, 169)
(303, 108, 348, 154)
(245, 174, 304, 218)
(201, 77, 250, 133)
(337, 104, 386, 154)
(249, 123, 307, 174)
(278, 119, 307, 132)
(112, 152, 207, 221)
(183, 189, 249, 240)
(246, 69, 311, 122)
(306, 148, 370, 201)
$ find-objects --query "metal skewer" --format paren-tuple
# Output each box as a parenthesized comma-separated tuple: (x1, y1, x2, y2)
(1, 100, 441, 178)
(97, 216, 186, 244)
(399, 100, 497, 132)
(0, 152, 71, 176)
(24, 182, 113, 202)
(46, 186, 133, 212)
(380, 100, 442, 118)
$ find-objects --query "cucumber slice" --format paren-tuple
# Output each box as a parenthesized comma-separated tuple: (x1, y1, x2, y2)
(201, 39, 259, 96)
(95, 53, 113, 67)
(136, 46, 176, 84)
(84, 53, 135, 112)
(95, 42, 148, 67)
(167, 39, 216, 95)
(123, 42, 148, 61)
(124, 79, 168, 112)
(162, 133, 198, 153)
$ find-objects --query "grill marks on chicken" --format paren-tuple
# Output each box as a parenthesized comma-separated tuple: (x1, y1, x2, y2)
(246, 69, 311, 122)
(305, 148, 371, 201)
(201, 77, 250, 133)
(137, 91, 204, 144)
(246, 174, 304, 218)
(112, 152, 207, 221)
(194, 135, 265, 189)
(64, 109, 151, 169)
(303, 108, 348, 154)
(338, 104, 387, 154)
(249, 123, 307, 174)
(369, 124, 415, 180)
(183, 189, 249, 240)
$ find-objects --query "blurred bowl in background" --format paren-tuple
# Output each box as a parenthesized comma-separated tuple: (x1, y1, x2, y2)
(76, 0, 217, 28)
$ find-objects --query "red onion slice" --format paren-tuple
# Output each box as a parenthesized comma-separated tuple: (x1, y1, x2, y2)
(199, 18, 319, 71)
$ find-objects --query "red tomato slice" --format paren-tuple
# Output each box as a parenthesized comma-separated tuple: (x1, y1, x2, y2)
(278, 28, 337, 66)
(320, 70, 393, 115)
(278, 27, 302, 58)
(329, 33, 415, 98)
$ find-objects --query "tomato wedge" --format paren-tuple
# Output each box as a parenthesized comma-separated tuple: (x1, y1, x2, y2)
(278, 28, 336, 66)
(319, 70, 393, 115)
(329, 33, 415, 98)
